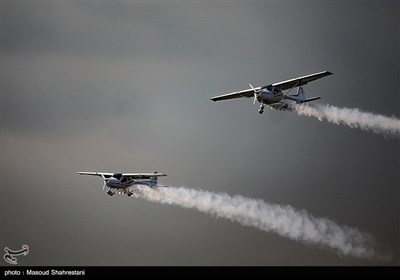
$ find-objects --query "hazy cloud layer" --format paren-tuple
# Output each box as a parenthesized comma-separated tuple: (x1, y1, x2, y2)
(2, 1, 399, 265)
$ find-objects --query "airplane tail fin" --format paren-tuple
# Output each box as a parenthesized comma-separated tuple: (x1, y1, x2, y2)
(148, 176, 158, 187)
(286, 86, 321, 103)
(293, 86, 305, 100)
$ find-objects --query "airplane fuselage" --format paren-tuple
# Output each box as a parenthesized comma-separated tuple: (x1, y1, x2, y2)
(105, 174, 157, 189)
(257, 87, 284, 105)
(105, 178, 156, 189)
(104, 175, 159, 196)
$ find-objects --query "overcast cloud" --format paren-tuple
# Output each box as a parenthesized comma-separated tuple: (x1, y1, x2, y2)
(1, 1, 399, 265)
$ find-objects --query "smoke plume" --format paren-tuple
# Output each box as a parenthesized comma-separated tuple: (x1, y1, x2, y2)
(294, 104, 400, 138)
(132, 185, 380, 259)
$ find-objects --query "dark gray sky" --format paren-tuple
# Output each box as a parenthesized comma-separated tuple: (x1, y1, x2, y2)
(1, 1, 399, 265)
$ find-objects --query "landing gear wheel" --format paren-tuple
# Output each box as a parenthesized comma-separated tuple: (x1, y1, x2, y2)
(258, 104, 265, 114)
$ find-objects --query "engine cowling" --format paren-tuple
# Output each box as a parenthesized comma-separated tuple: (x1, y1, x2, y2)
(106, 177, 120, 187)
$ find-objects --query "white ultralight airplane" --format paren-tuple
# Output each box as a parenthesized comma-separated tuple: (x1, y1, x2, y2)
(211, 71, 333, 114)
(77, 171, 167, 196)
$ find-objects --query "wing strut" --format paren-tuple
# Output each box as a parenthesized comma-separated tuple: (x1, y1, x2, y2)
(282, 80, 299, 96)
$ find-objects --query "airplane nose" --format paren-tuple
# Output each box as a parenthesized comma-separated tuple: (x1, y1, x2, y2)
(107, 177, 119, 187)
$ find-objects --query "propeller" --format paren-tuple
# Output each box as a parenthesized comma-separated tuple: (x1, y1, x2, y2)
(249, 84, 259, 104)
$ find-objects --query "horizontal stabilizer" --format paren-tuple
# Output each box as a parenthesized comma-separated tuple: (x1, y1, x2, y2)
(300, 97, 321, 103)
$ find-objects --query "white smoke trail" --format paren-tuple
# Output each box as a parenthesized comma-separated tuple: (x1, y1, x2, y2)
(132, 185, 379, 259)
(294, 103, 400, 138)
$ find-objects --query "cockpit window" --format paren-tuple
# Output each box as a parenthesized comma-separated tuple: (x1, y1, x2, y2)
(113, 173, 123, 180)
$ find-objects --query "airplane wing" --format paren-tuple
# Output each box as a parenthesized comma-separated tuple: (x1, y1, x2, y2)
(210, 87, 261, 102)
(77, 172, 114, 178)
(77, 172, 166, 179)
(271, 71, 333, 91)
(211, 71, 332, 102)
(121, 173, 167, 179)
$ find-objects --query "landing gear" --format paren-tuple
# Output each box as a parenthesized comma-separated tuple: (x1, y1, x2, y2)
(107, 190, 114, 196)
(127, 193, 133, 197)
(258, 104, 265, 114)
